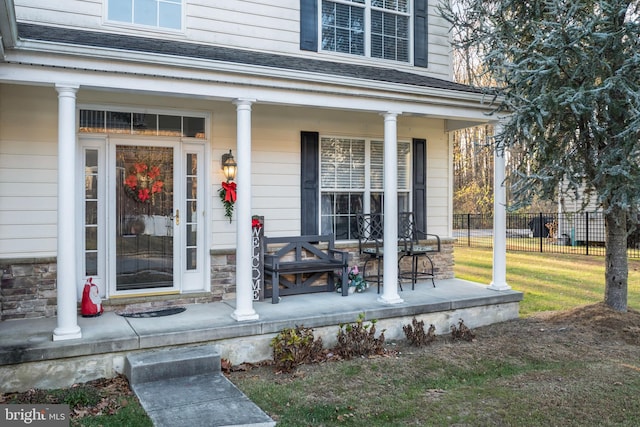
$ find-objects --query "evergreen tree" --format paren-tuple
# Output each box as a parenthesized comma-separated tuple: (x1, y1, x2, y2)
(441, 0, 640, 311)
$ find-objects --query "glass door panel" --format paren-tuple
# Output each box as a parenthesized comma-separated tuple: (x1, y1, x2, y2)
(115, 145, 174, 290)
(186, 153, 198, 270)
(84, 149, 99, 277)
(181, 146, 205, 292)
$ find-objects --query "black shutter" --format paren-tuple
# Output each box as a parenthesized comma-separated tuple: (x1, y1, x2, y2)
(301, 131, 320, 235)
(413, 138, 427, 231)
(414, 0, 428, 68)
(300, 0, 318, 51)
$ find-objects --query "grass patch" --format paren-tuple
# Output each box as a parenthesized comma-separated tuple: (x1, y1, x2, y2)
(1, 376, 151, 427)
(70, 397, 152, 427)
(230, 249, 640, 425)
(233, 342, 640, 426)
(454, 246, 640, 316)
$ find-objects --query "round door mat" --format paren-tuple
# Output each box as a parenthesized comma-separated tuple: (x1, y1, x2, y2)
(119, 307, 186, 318)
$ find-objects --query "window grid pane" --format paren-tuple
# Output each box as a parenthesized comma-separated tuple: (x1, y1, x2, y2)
(321, 1, 365, 55)
(371, 140, 411, 190)
(108, 0, 182, 30)
(371, 10, 409, 62)
(322, 0, 409, 63)
(321, 192, 363, 239)
(321, 137, 413, 241)
(134, 0, 157, 26)
(80, 110, 106, 133)
(185, 153, 198, 270)
(85, 149, 99, 277)
(159, 1, 181, 29)
(372, 0, 409, 13)
(80, 109, 205, 139)
(109, 0, 132, 23)
(370, 141, 384, 190)
(320, 138, 365, 190)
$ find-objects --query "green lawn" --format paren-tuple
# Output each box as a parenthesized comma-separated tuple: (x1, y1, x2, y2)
(228, 248, 640, 426)
(453, 246, 640, 316)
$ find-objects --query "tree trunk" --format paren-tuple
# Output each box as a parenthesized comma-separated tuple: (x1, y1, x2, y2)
(604, 207, 628, 312)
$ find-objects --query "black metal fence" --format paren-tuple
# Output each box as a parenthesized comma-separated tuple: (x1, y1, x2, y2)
(453, 212, 640, 258)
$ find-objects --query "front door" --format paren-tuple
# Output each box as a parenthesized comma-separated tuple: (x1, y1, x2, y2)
(80, 138, 207, 298)
(115, 144, 177, 291)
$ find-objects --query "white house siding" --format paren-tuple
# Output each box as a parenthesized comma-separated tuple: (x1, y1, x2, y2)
(0, 84, 59, 258)
(427, 5, 454, 80)
(14, 0, 103, 28)
(207, 106, 452, 250)
(187, 1, 299, 54)
(0, 83, 451, 256)
(424, 119, 450, 232)
(13, 0, 453, 81)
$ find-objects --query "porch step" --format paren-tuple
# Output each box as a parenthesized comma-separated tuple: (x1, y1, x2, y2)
(124, 345, 275, 427)
(125, 344, 221, 385)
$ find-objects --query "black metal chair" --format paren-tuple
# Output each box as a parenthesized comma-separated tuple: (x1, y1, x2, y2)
(397, 212, 441, 288)
(356, 213, 386, 293)
(357, 212, 441, 293)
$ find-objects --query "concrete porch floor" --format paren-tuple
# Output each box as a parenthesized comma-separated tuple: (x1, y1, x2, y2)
(0, 279, 523, 392)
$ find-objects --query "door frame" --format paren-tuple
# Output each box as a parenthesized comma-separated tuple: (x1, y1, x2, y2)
(78, 135, 211, 299)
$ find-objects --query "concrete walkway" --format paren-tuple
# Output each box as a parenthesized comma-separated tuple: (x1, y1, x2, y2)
(124, 345, 275, 427)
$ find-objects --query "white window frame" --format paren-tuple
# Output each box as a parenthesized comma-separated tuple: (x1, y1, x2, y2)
(319, 136, 411, 241)
(320, 0, 412, 63)
(77, 105, 211, 298)
(105, 0, 184, 32)
(77, 137, 108, 299)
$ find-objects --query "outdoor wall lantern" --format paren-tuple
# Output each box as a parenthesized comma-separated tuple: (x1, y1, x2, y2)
(221, 149, 237, 182)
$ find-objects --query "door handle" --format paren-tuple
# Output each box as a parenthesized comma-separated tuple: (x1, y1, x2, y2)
(175, 209, 180, 225)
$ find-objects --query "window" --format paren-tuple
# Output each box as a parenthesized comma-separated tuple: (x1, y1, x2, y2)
(321, 0, 410, 62)
(79, 110, 205, 139)
(320, 137, 411, 240)
(108, 0, 182, 30)
(84, 149, 99, 277)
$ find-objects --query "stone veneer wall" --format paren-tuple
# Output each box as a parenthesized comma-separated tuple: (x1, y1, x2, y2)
(1, 258, 58, 320)
(0, 239, 454, 320)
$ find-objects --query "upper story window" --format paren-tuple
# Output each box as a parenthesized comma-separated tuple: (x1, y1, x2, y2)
(321, 0, 410, 62)
(108, 0, 182, 30)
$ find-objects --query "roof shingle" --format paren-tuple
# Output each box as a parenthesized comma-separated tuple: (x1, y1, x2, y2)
(17, 23, 482, 94)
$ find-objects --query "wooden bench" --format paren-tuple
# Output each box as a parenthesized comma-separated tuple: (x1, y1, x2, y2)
(263, 234, 350, 304)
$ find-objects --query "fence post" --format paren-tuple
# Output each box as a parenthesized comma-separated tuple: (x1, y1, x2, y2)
(467, 213, 471, 246)
(539, 212, 543, 253)
(585, 212, 589, 256)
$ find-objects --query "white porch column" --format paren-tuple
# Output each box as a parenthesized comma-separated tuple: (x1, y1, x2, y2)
(379, 112, 404, 304)
(53, 84, 82, 341)
(489, 122, 511, 291)
(232, 98, 259, 321)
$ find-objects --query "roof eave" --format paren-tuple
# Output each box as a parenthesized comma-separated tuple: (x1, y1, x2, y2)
(11, 38, 495, 111)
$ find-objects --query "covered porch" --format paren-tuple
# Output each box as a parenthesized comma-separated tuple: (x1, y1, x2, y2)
(0, 278, 522, 393)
